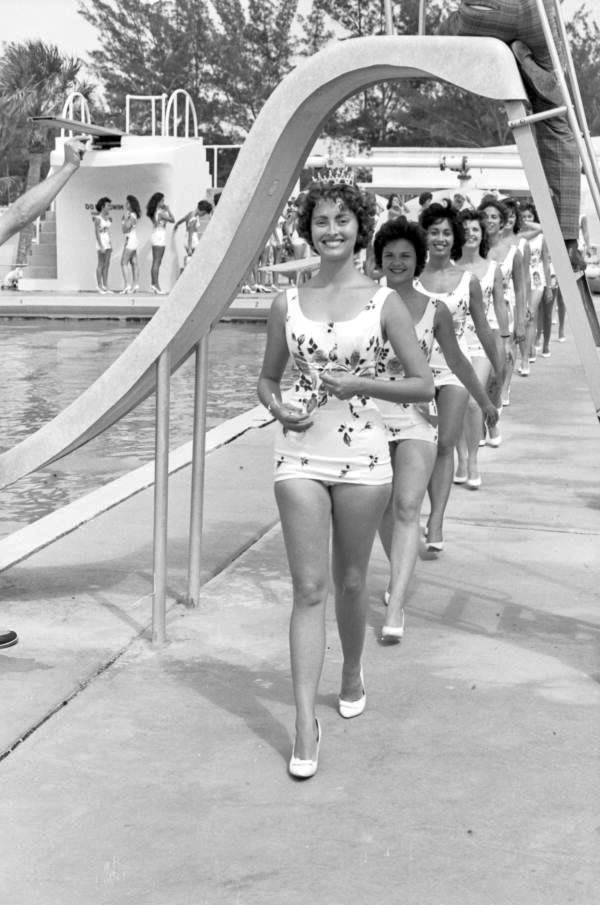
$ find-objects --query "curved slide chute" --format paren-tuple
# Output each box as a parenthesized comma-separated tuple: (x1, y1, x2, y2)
(0, 37, 527, 490)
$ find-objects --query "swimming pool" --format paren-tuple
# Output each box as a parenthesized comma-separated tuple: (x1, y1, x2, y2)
(0, 320, 268, 536)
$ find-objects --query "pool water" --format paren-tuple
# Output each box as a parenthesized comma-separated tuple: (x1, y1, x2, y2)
(0, 320, 268, 535)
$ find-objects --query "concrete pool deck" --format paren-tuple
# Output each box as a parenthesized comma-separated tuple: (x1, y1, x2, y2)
(1, 331, 599, 904)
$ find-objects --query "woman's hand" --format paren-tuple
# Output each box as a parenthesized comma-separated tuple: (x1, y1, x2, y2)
(319, 369, 359, 400)
(272, 401, 313, 433)
(482, 401, 499, 427)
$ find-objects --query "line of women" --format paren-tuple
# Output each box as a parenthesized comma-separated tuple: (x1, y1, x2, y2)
(93, 191, 207, 295)
(257, 181, 523, 780)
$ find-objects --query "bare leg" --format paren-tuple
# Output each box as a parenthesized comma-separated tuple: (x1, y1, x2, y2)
(459, 357, 491, 483)
(331, 482, 390, 698)
(131, 251, 139, 289)
(500, 336, 516, 405)
(427, 384, 469, 546)
(275, 479, 331, 761)
(556, 287, 566, 340)
(96, 251, 104, 290)
(151, 246, 165, 289)
(379, 439, 437, 628)
(102, 249, 111, 289)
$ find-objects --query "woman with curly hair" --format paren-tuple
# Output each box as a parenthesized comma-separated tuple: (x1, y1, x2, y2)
(373, 216, 498, 639)
(478, 197, 527, 414)
(454, 208, 509, 486)
(146, 191, 174, 294)
(257, 183, 433, 779)
(415, 202, 501, 551)
(120, 194, 141, 294)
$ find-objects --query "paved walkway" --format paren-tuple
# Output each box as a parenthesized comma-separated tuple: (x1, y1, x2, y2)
(2, 331, 599, 904)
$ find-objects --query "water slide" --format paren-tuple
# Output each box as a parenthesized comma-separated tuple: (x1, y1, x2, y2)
(0, 36, 595, 493)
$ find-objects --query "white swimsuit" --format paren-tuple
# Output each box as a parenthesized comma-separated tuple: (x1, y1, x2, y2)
(95, 214, 112, 252)
(123, 213, 138, 252)
(378, 296, 438, 444)
(415, 270, 471, 388)
(152, 214, 167, 247)
(465, 260, 498, 355)
(274, 286, 393, 485)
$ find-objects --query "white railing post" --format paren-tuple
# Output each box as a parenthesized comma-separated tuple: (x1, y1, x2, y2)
(152, 348, 171, 644)
(383, 0, 394, 35)
(418, 0, 426, 35)
(186, 334, 210, 607)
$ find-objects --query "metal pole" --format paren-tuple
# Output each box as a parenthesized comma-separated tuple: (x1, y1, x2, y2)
(383, 0, 393, 35)
(214, 147, 218, 189)
(186, 334, 210, 607)
(418, 0, 426, 35)
(152, 347, 171, 645)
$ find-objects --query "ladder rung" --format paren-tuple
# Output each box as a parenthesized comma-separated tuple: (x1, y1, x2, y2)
(508, 106, 568, 129)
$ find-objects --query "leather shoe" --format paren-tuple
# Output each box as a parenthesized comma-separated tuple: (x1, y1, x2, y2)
(381, 610, 405, 644)
(338, 668, 366, 719)
(0, 629, 18, 648)
(289, 718, 321, 779)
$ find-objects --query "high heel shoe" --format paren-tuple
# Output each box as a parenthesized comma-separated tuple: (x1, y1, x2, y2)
(338, 668, 366, 719)
(466, 476, 482, 490)
(381, 609, 405, 643)
(289, 718, 321, 779)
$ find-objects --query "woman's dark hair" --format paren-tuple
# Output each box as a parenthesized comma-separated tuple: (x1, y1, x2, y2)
(373, 215, 428, 276)
(146, 192, 165, 221)
(386, 193, 401, 210)
(502, 197, 522, 233)
(418, 200, 464, 260)
(519, 199, 538, 221)
(477, 196, 508, 227)
(95, 196, 111, 213)
(126, 194, 141, 218)
(418, 190, 432, 207)
(296, 182, 376, 253)
(197, 200, 213, 215)
(458, 208, 489, 258)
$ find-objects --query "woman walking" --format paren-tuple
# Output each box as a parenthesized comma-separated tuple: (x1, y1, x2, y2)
(257, 184, 433, 778)
(373, 216, 498, 640)
(416, 202, 502, 551)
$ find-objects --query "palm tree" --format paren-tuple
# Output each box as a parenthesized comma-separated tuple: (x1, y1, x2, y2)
(0, 40, 97, 263)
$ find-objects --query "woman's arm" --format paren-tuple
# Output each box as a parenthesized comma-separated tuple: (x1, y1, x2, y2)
(93, 215, 102, 244)
(468, 275, 503, 379)
(541, 239, 552, 288)
(512, 249, 526, 342)
(320, 292, 434, 404)
(492, 264, 510, 337)
(257, 293, 313, 432)
(435, 302, 497, 422)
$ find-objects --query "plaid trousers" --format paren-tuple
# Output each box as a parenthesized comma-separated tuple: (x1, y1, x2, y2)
(439, 0, 580, 239)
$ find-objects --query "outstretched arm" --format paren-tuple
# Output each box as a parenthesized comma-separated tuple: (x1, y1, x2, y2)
(0, 138, 86, 247)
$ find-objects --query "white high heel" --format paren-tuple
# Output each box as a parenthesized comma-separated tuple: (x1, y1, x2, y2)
(289, 718, 321, 779)
(338, 668, 366, 719)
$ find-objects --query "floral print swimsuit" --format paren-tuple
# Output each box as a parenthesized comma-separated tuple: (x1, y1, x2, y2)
(273, 286, 393, 485)
(378, 296, 438, 444)
(415, 269, 472, 388)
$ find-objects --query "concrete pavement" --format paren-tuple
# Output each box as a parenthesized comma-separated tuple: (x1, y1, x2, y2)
(1, 331, 599, 904)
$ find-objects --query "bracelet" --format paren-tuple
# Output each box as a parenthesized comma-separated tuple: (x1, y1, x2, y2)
(501, 333, 511, 338)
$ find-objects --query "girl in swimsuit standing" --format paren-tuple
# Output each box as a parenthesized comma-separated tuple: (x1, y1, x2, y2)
(93, 196, 112, 294)
(146, 192, 174, 294)
(120, 194, 141, 294)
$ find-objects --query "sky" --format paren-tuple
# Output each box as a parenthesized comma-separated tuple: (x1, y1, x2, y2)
(2, 0, 600, 59)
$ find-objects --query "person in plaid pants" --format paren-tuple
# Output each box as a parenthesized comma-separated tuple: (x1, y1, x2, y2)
(439, 0, 582, 268)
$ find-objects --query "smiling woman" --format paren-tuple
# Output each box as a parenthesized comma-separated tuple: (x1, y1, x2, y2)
(256, 181, 433, 780)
